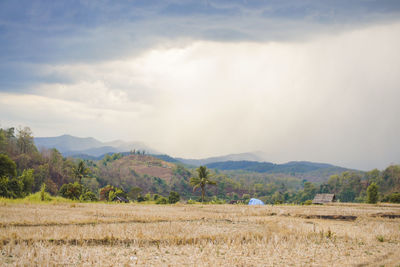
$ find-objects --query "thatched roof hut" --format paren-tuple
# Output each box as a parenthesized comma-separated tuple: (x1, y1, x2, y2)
(113, 196, 129, 203)
(312, 194, 335, 204)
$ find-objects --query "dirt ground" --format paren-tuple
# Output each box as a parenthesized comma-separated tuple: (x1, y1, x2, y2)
(1, 202, 399, 266)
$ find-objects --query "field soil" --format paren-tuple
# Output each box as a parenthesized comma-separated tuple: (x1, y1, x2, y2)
(1, 203, 400, 266)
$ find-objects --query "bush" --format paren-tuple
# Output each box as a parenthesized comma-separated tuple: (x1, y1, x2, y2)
(303, 199, 313, 205)
(40, 183, 47, 201)
(137, 195, 145, 202)
(108, 191, 117, 202)
(389, 193, 400, 203)
(156, 197, 168, 204)
(168, 191, 180, 204)
(24, 191, 53, 202)
(210, 196, 226, 204)
(242, 194, 250, 201)
(367, 183, 378, 204)
(79, 191, 98, 202)
(0, 177, 11, 198)
(144, 193, 151, 201)
(187, 199, 196, 204)
(8, 177, 23, 198)
(58, 182, 83, 200)
(99, 185, 115, 201)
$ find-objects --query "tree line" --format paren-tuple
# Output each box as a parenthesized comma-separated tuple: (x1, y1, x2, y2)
(1, 126, 399, 204)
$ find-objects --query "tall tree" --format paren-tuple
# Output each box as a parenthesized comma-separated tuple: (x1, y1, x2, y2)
(74, 160, 89, 184)
(16, 127, 36, 154)
(190, 166, 216, 202)
(366, 183, 378, 204)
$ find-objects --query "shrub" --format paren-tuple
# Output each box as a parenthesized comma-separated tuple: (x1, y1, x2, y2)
(108, 191, 117, 202)
(137, 195, 145, 202)
(79, 191, 98, 202)
(0, 177, 10, 198)
(367, 183, 378, 204)
(8, 177, 23, 198)
(389, 193, 400, 203)
(242, 194, 250, 201)
(144, 193, 151, 201)
(156, 197, 168, 204)
(168, 191, 180, 204)
(99, 185, 115, 201)
(58, 182, 83, 200)
(303, 200, 313, 205)
(40, 183, 46, 201)
(187, 199, 196, 204)
(210, 196, 226, 204)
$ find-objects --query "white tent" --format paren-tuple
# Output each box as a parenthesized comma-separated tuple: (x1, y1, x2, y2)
(248, 198, 265, 205)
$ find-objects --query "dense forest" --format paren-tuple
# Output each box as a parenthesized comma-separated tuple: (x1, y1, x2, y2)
(1, 126, 399, 204)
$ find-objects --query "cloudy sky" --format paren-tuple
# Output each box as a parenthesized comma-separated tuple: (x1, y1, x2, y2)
(1, 0, 400, 170)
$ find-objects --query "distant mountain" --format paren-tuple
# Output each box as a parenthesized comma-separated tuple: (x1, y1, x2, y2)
(34, 134, 158, 157)
(176, 152, 264, 166)
(34, 134, 102, 152)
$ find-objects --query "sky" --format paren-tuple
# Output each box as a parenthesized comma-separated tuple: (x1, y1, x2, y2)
(1, 0, 400, 170)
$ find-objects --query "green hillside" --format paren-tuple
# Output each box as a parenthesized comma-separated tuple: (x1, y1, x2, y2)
(1, 126, 400, 204)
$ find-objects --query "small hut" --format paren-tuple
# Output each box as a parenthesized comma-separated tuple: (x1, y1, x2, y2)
(312, 194, 335, 204)
(113, 196, 129, 203)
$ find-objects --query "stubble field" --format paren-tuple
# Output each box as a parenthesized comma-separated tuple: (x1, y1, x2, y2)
(1, 202, 399, 266)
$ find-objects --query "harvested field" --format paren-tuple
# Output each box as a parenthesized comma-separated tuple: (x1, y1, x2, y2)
(1, 203, 400, 266)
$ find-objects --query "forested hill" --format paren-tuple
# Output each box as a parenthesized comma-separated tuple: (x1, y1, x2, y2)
(205, 160, 352, 183)
(2, 126, 400, 204)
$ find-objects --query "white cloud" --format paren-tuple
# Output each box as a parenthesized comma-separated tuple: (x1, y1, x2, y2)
(2, 21, 400, 170)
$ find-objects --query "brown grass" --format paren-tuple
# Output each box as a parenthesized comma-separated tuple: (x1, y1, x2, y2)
(1, 203, 400, 266)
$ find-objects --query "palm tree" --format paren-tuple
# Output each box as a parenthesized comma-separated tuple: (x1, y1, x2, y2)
(190, 166, 216, 202)
(74, 160, 89, 184)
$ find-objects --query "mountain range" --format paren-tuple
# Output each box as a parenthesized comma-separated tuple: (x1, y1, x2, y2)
(34, 134, 358, 183)
(34, 134, 159, 157)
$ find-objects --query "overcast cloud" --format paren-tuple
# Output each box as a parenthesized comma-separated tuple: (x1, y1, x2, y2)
(1, 0, 400, 170)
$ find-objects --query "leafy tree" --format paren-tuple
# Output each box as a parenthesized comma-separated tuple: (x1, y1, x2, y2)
(388, 193, 400, 203)
(99, 185, 115, 201)
(156, 196, 168, 204)
(0, 177, 10, 197)
(16, 127, 36, 154)
(108, 190, 117, 201)
(20, 169, 35, 195)
(297, 182, 316, 203)
(190, 166, 216, 202)
(128, 186, 142, 201)
(242, 194, 250, 202)
(168, 191, 180, 204)
(8, 177, 23, 198)
(99, 185, 126, 201)
(367, 183, 378, 204)
(58, 182, 83, 200)
(0, 154, 17, 178)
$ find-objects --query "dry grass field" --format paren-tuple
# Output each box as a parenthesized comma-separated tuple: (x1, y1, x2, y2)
(1, 202, 400, 266)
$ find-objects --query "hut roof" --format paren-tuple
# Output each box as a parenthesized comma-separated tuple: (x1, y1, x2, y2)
(113, 196, 129, 203)
(312, 194, 335, 204)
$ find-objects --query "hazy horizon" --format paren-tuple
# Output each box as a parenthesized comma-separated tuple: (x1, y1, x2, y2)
(1, 1, 400, 170)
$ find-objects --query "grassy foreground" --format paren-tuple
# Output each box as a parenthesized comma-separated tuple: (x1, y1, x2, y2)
(0, 202, 399, 266)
